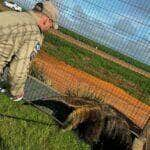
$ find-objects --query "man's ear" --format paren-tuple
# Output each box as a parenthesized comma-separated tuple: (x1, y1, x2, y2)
(34, 3, 43, 12)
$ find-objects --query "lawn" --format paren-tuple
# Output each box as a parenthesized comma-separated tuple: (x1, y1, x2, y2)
(59, 27, 150, 73)
(43, 33, 150, 105)
(0, 94, 90, 150)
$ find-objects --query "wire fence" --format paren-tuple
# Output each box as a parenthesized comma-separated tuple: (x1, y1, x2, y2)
(0, 1, 150, 149)
(5, 0, 150, 64)
(31, 54, 150, 129)
(0, 0, 149, 128)
(51, 0, 150, 65)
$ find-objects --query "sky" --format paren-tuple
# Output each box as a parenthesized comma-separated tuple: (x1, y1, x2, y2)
(61, 0, 149, 40)
(56, 0, 150, 64)
(11, 0, 150, 64)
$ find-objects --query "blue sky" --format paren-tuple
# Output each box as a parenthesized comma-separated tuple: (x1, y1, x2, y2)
(63, 0, 149, 38)
(57, 0, 150, 64)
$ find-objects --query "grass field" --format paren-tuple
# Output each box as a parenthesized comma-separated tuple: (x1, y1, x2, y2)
(0, 94, 89, 149)
(43, 33, 150, 105)
(59, 27, 150, 73)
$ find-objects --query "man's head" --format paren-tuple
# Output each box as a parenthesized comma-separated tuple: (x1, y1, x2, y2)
(34, 1, 59, 32)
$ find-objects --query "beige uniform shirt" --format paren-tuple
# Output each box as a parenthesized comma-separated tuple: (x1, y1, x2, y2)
(0, 11, 43, 96)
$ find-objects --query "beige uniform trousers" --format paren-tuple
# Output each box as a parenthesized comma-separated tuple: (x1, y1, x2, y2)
(0, 11, 43, 96)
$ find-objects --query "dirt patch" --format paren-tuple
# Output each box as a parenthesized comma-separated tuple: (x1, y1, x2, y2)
(49, 29, 150, 78)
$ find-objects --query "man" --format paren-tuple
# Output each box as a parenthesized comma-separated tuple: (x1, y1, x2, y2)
(0, 1, 59, 101)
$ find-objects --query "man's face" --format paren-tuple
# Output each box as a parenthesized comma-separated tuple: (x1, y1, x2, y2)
(38, 14, 53, 32)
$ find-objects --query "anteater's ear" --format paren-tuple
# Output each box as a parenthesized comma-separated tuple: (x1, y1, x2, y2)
(33, 3, 43, 12)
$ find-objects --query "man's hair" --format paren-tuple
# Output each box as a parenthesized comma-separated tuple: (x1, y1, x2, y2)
(33, 3, 43, 12)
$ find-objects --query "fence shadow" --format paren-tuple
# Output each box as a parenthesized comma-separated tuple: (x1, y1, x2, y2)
(26, 99, 73, 123)
(0, 113, 54, 126)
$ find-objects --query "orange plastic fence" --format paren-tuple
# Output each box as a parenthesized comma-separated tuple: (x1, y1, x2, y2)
(35, 52, 150, 129)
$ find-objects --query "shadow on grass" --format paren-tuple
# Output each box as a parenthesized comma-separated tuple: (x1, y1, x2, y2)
(0, 137, 9, 150)
(0, 113, 55, 126)
(25, 99, 73, 123)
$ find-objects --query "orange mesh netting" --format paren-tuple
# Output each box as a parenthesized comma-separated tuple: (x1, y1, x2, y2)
(34, 52, 150, 129)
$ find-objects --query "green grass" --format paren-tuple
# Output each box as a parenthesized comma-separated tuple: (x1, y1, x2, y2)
(59, 27, 150, 73)
(43, 33, 150, 105)
(0, 94, 90, 149)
